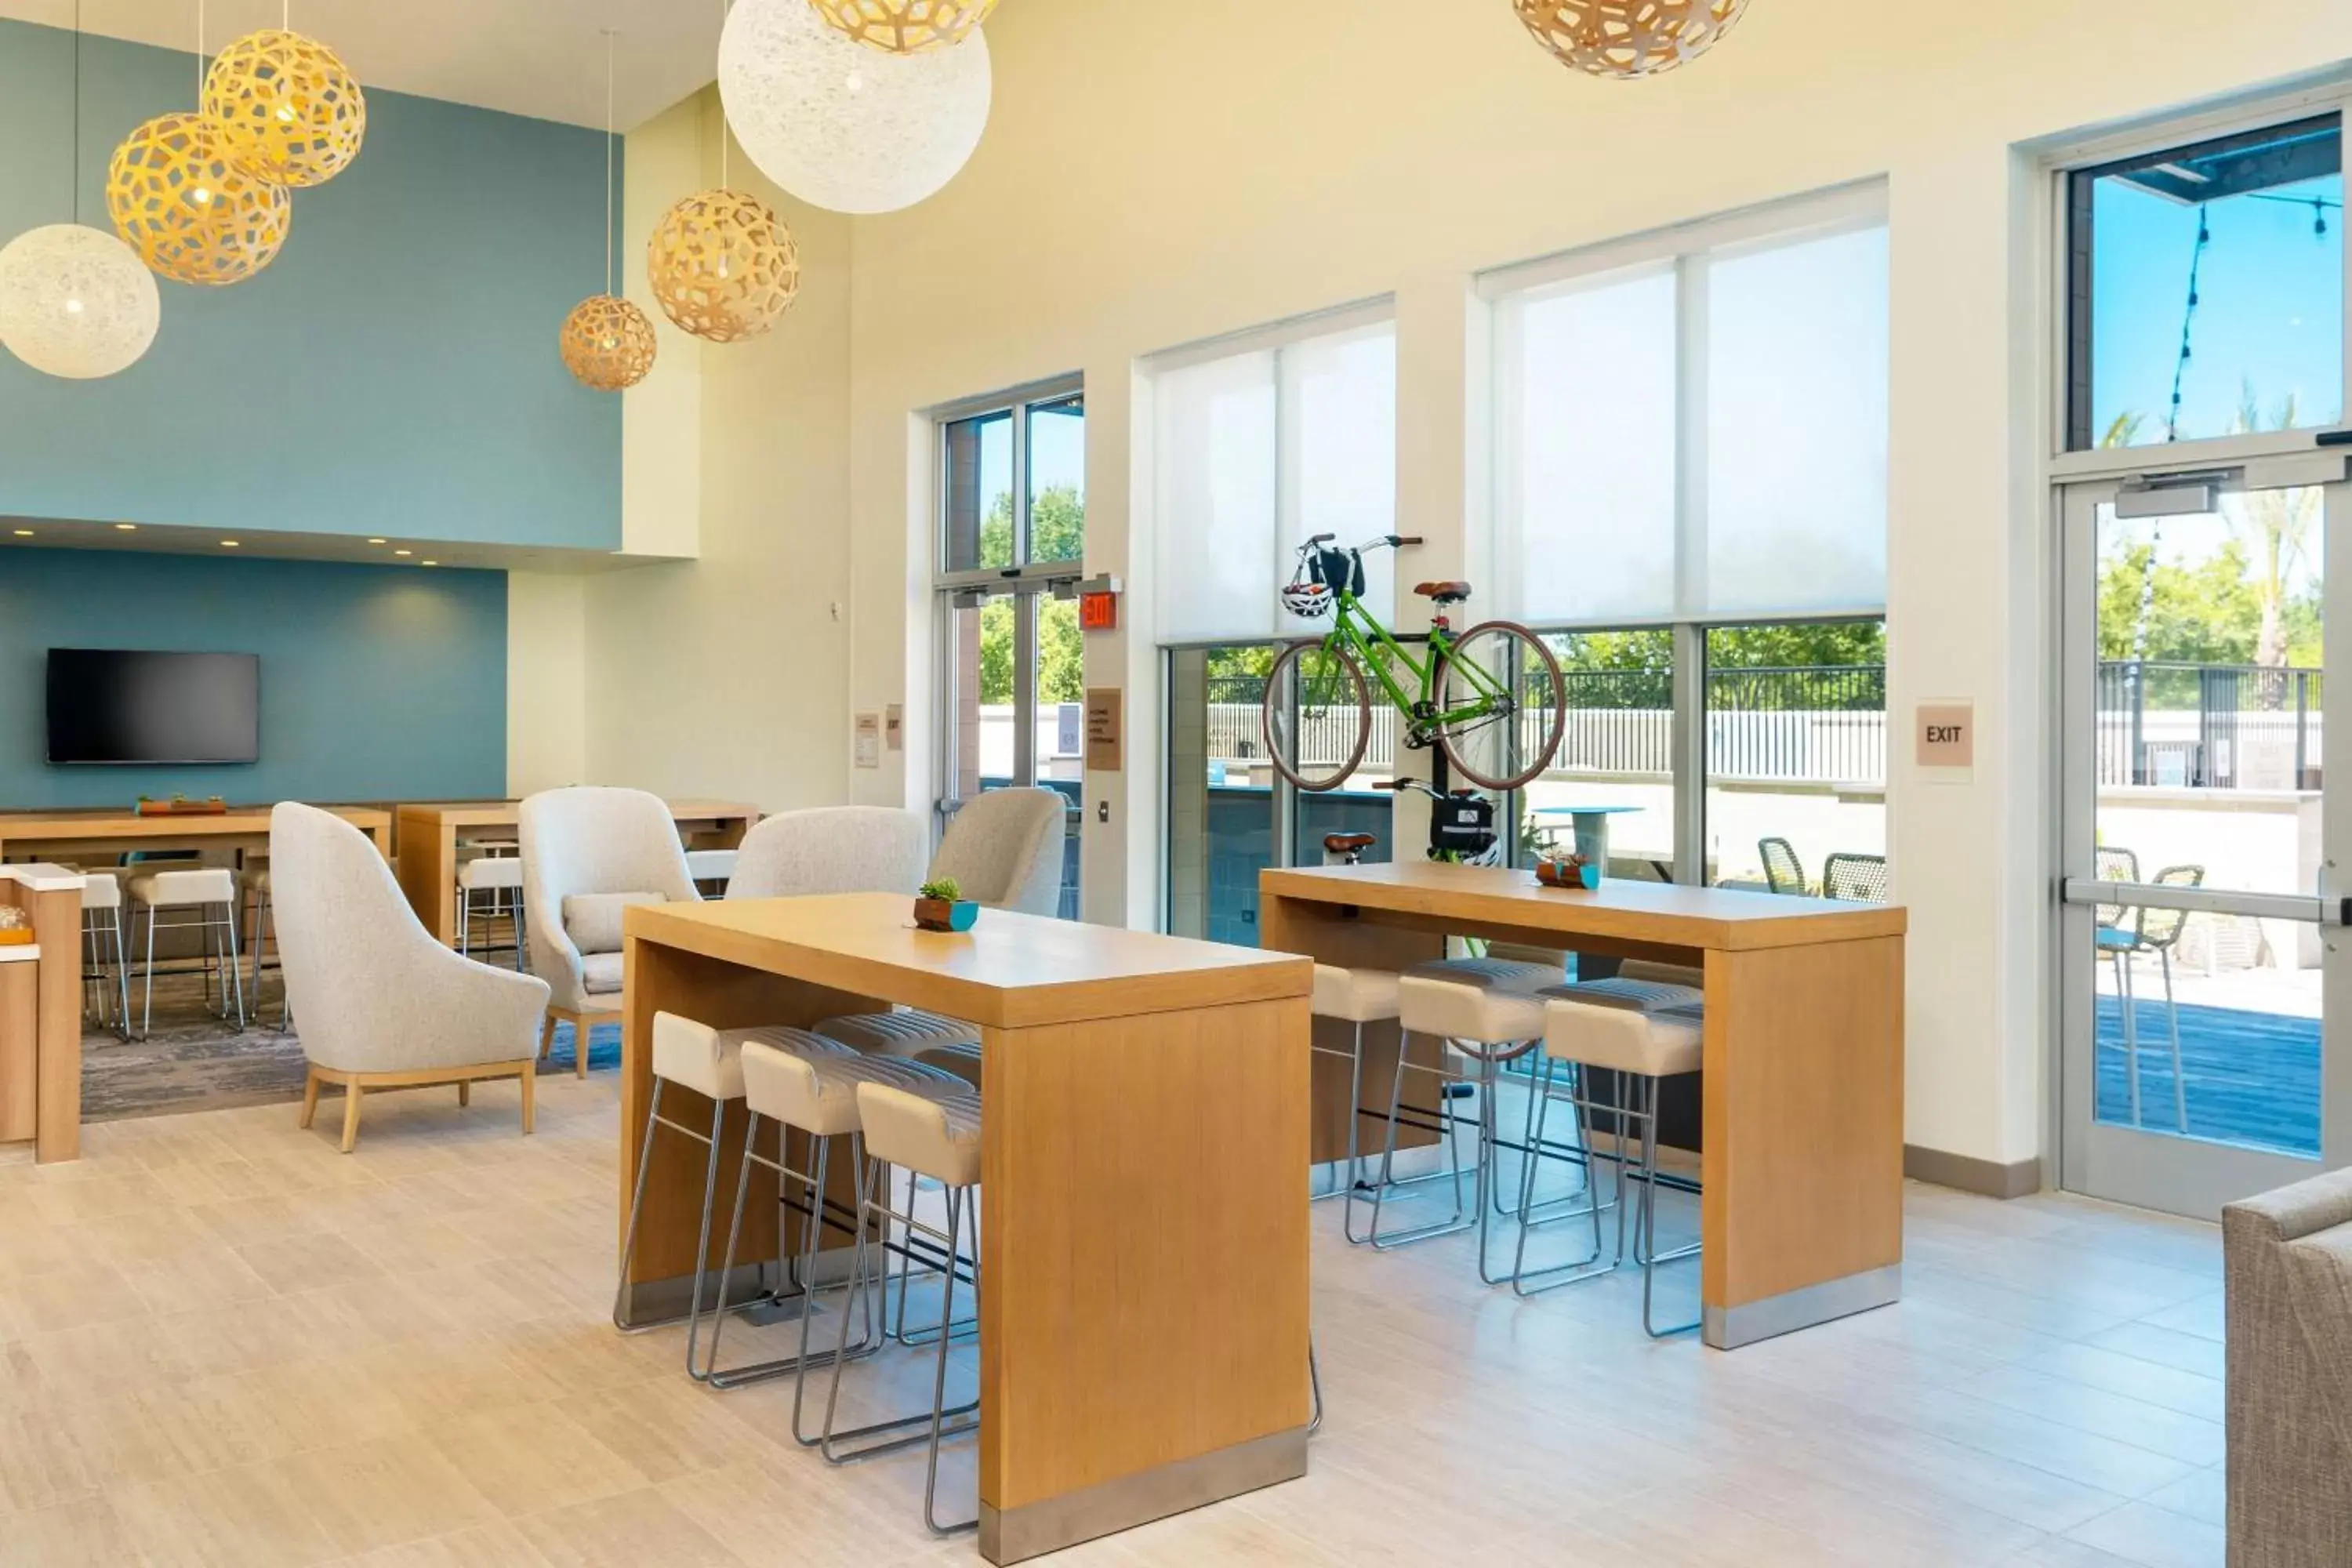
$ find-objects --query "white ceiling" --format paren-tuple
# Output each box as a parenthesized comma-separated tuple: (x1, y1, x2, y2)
(0, 0, 721, 130)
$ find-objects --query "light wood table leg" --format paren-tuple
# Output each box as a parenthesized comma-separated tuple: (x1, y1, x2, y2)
(28, 884, 81, 1164)
(1700, 934, 1906, 1348)
(395, 819, 460, 947)
(977, 995, 1312, 1564)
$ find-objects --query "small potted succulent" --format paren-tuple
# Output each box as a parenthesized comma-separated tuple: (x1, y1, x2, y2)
(913, 876, 979, 933)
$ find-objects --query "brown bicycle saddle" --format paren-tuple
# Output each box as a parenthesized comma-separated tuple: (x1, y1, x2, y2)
(1413, 580, 1472, 602)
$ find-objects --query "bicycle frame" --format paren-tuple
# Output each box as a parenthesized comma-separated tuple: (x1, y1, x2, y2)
(1317, 586, 1515, 734)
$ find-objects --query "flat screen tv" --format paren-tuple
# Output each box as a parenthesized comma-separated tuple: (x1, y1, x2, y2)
(45, 649, 260, 766)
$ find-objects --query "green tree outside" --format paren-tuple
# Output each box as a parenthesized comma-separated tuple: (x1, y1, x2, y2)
(976, 485, 1087, 706)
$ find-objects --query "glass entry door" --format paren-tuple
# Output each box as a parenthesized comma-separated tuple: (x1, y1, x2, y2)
(938, 584, 1083, 920)
(2059, 470, 2352, 1216)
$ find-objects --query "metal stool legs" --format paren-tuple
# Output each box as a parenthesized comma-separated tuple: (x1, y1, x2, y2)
(819, 1152, 980, 1537)
(611, 1077, 736, 1376)
(134, 898, 245, 1040)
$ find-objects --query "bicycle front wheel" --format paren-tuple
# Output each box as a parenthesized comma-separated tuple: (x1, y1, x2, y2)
(1262, 640, 1372, 793)
(1432, 622, 1566, 793)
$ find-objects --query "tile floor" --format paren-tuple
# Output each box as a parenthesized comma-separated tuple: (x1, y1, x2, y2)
(0, 1070, 2230, 1567)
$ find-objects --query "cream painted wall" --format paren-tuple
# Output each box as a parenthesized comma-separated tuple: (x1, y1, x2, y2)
(823, 0, 2352, 1171)
(584, 90, 857, 811)
(505, 572, 587, 797)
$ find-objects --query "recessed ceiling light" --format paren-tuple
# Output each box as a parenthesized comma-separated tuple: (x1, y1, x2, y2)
(420, 560, 438, 567)
(114, 522, 136, 531)
(367, 538, 387, 545)
(394, 549, 412, 557)
(220, 539, 240, 547)
(11, 529, 31, 538)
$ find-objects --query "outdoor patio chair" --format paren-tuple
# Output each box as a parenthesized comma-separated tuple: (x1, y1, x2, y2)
(1759, 837, 1806, 895)
(1821, 852, 1889, 902)
(2100, 862, 2203, 1133)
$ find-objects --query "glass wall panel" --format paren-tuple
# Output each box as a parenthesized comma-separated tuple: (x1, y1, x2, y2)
(1703, 621, 1886, 892)
(1522, 630, 1677, 880)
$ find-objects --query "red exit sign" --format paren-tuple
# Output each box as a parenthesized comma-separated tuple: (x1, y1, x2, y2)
(1080, 590, 1118, 631)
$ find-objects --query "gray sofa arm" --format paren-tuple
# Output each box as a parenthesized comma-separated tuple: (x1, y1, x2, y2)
(2225, 1167, 2352, 1245)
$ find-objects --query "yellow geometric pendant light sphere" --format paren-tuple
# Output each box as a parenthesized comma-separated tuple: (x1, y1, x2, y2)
(720, 0, 991, 215)
(645, 188, 800, 343)
(202, 29, 368, 188)
(107, 113, 292, 286)
(1512, 0, 1749, 79)
(809, 0, 998, 54)
(0, 223, 162, 379)
(559, 295, 658, 391)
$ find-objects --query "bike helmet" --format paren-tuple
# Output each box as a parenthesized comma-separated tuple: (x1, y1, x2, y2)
(1280, 579, 1335, 619)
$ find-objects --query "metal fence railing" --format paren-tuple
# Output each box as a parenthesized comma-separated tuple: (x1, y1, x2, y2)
(1200, 659, 2322, 791)
(2096, 661, 2322, 790)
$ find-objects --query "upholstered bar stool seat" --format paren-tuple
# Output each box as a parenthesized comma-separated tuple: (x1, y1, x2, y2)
(79, 870, 129, 1036)
(127, 866, 244, 1037)
(816, 1008, 982, 1057)
(458, 855, 524, 893)
(742, 1044, 971, 1138)
(913, 1040, 982, 1088)
(684, 848, 739, 891)
(1314, 964, 1400, 1023)
(1396, 961, 1551, 1046)
(615, 1013, 851, 1372)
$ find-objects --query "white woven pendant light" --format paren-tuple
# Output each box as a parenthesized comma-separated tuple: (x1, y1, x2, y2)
(0, 4, 159, 378)
(717, 0, 991, 216)
(0, 223, 161, 379)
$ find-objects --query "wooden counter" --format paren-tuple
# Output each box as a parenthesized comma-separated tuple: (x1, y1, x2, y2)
(620, 894, 1312, 1564)
(0, 804, 390, 868)
(397, 798, 759, 946)
(1259, 861, 1907, 1351)
(0, 865, 88, 1163)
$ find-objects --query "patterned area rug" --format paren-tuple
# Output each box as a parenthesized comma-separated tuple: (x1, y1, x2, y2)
(80, 968, 622, 1123)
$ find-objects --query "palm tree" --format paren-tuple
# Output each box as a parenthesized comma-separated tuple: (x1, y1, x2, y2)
(2227, 387, 2319, 696)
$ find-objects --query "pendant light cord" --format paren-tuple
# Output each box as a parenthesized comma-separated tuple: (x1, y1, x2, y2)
(196, 0, 205, 96)
(718, 0, 729, 188)
(602, 28, 616, 297)
(71, 0, 81, 223)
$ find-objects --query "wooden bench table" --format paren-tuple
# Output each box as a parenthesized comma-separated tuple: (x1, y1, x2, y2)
(1259, 860, 1907, 1350)
(619, 893, 1312, 1564)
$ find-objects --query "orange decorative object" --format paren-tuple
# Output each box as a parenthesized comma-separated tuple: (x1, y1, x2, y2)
(645, 188, 800, 343)
(1512, 0, 1748, 79)
(808, 0, 997, 53)
(134, 796, 230, 817)
(107, 114, 292, 286)
(559, 295, 658, 391)
(203, 29, 368, 187)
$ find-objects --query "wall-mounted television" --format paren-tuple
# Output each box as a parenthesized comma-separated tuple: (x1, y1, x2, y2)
(45, 649, 260, 766)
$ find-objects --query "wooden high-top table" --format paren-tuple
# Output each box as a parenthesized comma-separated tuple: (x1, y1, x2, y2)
(619, 895, 1313, 1565)
(1260, 861, 1907, 1351)
(0, 804, 390, 865)
(396, 798, 760, 946)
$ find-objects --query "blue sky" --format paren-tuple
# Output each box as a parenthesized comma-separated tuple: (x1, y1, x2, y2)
(2092, 169, 2342, 445)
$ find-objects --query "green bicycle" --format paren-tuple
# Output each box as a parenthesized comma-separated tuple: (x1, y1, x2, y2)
(1261, 533, 1566, 793)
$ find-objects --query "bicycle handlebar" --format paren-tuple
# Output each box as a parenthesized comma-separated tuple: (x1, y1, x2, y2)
(1298, 532, 1422, 557)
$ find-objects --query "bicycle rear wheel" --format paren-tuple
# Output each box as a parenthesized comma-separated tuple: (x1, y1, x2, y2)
(1262, 640, 1373, 793)
(1432, 622, 1565, 793)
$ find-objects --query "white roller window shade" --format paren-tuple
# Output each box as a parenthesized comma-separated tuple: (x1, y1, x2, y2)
(1495, 214, 1889, 626)
(1154, 319, 1398, 644)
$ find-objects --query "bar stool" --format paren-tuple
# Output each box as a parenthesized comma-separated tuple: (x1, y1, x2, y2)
(79, 871, 129, 1037)
(815, 1008, 980, 1058)
(1518, 981, 1704, 1335)
(612, 1013, 853, 1377)
(1311, 964, 1399, 1204)
(125, 866, 244, 1038)
(704, 1043, 971, 1421)
(822, 1080, 985, 1537)
(685, 848, 738, 896)
(1377, 959, 1554, 1275)
(456, 854, 528, 971)
(240, 863, 289, 1028)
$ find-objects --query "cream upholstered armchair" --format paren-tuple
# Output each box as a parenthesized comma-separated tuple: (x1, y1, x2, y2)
(519, 786, 702, 1076)
(726, 805, 929, 899)
(929, 787, 1066, 916)
(270, 802, 549, 1152)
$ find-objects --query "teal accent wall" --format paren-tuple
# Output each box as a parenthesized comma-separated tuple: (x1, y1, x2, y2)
(0, 20, 622, 550)
(0, 548, 506, 809)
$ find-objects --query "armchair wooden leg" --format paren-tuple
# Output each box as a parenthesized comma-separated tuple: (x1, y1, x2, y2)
(299, 1068, 321, 1130)
(458, 1080, 471, 1109)
(340, 1083, 365, 1154)
(576, 1018, 590, 1079)
(520, 1059, 536, 1135)
(539, 1014, 557, 1062)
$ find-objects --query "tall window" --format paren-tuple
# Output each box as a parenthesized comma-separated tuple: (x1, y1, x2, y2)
(937, 381, 1085, 918)
(2067, 114, 2343, 452)
(1490, 188, 1891, 887)
(1156, 312, 1399, 938)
